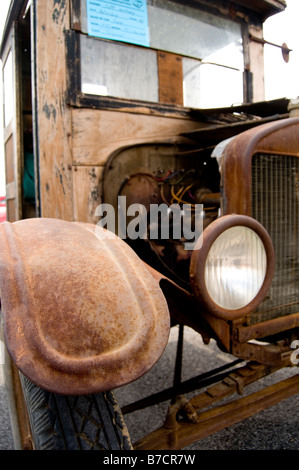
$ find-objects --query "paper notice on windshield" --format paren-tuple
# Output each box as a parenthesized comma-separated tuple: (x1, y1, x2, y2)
(86, 0, 150, 47)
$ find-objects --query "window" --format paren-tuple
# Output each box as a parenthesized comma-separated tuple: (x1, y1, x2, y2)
(183, 61, 244, 108)
(147, 0, 243, 68)
(79, 0, 245, 108)
(81, 36, 159, 102)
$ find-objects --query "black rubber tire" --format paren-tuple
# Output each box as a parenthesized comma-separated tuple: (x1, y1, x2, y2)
(19, 373, 133, 450)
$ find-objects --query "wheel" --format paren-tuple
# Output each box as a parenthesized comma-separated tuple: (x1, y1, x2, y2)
(18, 373, 133, 450)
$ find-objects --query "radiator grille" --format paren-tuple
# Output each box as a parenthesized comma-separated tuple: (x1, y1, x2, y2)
(250, 153, 299, 324)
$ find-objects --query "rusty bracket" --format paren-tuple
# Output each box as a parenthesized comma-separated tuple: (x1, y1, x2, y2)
(249, 34, 292, 62)
(223, 373, 244, 395)
(231, 339, 294, 367)
(164, 395, 200, 430)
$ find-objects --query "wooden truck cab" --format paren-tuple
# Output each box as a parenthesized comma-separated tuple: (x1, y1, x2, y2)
(1, 0, 287, 225)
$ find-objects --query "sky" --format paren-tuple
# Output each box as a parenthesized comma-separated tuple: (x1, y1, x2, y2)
(0, 0, 299, 197)
(264, 0, 299, 100)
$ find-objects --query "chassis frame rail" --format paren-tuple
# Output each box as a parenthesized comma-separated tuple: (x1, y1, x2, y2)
(133, 361, 299, 450)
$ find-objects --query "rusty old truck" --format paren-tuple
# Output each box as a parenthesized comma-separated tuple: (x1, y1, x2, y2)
(0, 0, 298, 451)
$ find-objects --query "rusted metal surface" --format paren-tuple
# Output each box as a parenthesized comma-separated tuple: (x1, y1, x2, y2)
(134, 362, 299, 450)
(0, 218, 170, 395)
(222, 117, 299, 327)
(231, 340, 295, 367)
(234, 313, 299, 344)
(249, 34, 292, 62)
(119, 174, 162, 212)
(144, 264, 215, 343)
(222, 117, 299, 216)
(189, 214, 275, 321)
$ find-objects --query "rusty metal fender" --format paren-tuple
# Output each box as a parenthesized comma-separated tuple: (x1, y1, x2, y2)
(0, 218, 170, 395)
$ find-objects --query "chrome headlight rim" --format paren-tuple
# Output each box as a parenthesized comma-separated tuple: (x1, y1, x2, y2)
(190, 214, 275, 320)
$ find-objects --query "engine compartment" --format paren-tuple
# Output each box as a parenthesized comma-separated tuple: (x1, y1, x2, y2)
(102, 142, 221, 287)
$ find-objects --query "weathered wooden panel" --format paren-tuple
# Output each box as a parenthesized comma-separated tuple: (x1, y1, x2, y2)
(5, 134, 14, 184)
(233, 0, 286, 19)
(73, 166, 103, 223)
(4, 133, 18, 222)
(249, 24, 265, 102)
(158, 51, 184, 105)
(157, 51, 184, 105)
(6, 198, 16, 222)
(5, 182, 16, 200)
(71, 108, 203, 166)
(70, 0, 87, 33)
(35, 0, 73, 220)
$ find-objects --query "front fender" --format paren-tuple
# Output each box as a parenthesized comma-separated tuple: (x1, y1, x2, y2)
(0, 218, 170, 395)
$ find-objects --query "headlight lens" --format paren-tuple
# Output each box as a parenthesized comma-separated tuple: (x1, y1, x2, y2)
(204, 226, 267, 310)
(190, 215, 274, 320)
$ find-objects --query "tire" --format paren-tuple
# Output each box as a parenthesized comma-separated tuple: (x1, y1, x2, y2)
(19, 373, 133, 450)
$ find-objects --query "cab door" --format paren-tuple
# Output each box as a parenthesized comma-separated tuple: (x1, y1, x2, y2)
(1, 2, 36, 222)
(2, 25, 22, 222)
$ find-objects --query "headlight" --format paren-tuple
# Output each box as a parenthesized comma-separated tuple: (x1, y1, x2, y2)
(190, 215, 274, 320)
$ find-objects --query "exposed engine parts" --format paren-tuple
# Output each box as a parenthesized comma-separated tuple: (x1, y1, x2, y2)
(118, 162, 221, 286)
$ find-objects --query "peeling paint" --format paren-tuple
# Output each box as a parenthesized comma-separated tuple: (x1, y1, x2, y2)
(90, 188, 100, 203)
(52, 0, 67, 24)
(43, 103, 57, 122)
(55, 167, 66, 195)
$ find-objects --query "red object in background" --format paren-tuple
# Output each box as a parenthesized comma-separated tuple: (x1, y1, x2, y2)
(0, 196, 6, 223)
